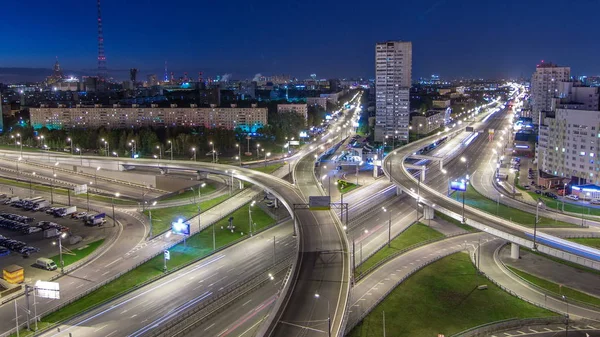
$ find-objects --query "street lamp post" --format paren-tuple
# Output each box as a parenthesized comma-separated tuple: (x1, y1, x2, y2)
(76, 148, 83, 166)
(168, 140, 173, 161)
(256, 144, 261, 159)
(533, 201, 542, 250)
(441, 169, 449, 195)
(52, 232, 67, 274)
(29, 172, 36, 198)
(129, 140, 136, 158)
(87, 181, 92, 211)
(191, 147, 196, 161)
(264, 152, 271, 167)
(148, 201, 157, 240)
(236, 144, 241, 166)
(209, 141, 215, 163)
(67, 137, 73, 155)
(249, 201, 256, 236)
(95, 167, 101, 185)
(112, 192, 120, 227)
(383, 207, 391, 248)
(314, 293, 331, 337)
(51, 173, 56, 204)
(562, 295, 569, 336)
(356, 161, 363, 185)
(562, 183, 567, 212)
(156, 145, 162, 160)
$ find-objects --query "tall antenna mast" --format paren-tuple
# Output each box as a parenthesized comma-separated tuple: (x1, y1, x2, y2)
(97, 0, 107, 81)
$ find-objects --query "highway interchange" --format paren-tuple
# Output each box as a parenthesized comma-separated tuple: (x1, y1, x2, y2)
(1, 87, 600, 336)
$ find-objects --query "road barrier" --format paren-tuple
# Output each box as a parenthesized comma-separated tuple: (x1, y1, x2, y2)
(150, 254, 294, 337)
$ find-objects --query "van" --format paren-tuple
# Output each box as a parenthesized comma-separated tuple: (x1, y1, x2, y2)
(36, 258, 57, 271)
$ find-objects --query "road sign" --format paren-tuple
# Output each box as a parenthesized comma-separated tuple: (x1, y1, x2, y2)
(289, 140, 300, 146)
(35, 280, 60, 299)
(309, 196, 331, 210)
(164, 250, 170, 260)
(73, 184, 87, 195)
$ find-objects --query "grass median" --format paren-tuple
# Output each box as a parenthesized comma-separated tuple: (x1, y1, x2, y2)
(160, 183, 217, 202)
(507, 266, 600, 307)
(12, 202, 275, 337)
(456, 186, 577, 228)
(567, 237, 600, 249)
(50, 239, 105, 268)
(435, 210, 477, 232)
(355, 223, 444, 277)
(251, 163, 285, 174)
(144, 193, 232, 236)
(349, 252, 556, 337)
(337, 180, 359, 194)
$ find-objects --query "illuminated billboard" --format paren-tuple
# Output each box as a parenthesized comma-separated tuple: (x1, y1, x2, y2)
(171, 218, 191, 236)
(450, 181, 467, 192)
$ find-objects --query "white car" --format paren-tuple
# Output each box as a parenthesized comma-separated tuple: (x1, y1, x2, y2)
(591, 199, 600, 205)
(566, 194, 579, 201)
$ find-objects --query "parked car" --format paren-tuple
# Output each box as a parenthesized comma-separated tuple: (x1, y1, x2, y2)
(524, 186, 531, 190)
(544, 192, 558, 199)
(74, 212, 88, 219)
(567, 194, 579, 200)
(534, 190, 542, 194)
(591, 199, 600, 205)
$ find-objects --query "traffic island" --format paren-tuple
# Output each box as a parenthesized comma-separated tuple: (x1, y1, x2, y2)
(354, 223, 444, 278)
(143, 194, 231, 236)
(349, 252, 556, 337)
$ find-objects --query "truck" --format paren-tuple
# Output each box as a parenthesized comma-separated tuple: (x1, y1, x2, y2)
(43, 228, 60, 238)
(56, 206, 77, 217)
(33, 200, 50, 211)
(86, 213, 106, 226)
(5, 196, 20, 205)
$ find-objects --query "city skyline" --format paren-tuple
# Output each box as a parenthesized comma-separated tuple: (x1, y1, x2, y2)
(2, 0, 600, 82)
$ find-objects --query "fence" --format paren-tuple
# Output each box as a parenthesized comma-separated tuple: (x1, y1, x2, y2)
(496, 243, 600, 311)
(450, 317, 567, 337)
(468, 248, 566, 318)
(355, 231, 469, 282)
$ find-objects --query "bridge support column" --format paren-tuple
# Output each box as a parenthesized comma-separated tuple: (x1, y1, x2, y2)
(238, 179, 244, 190)
(422, 205, 434, 220)
(420, 168, 426, 182)
(439, 161, 444, 171)
(396, 186, 403, 196)
(510, 243, 520, 259)
(373, 163, 378, 178)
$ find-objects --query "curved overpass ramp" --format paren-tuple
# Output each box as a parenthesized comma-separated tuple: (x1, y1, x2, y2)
(384, 127, 600, 270)
(0, 142, 351, 336)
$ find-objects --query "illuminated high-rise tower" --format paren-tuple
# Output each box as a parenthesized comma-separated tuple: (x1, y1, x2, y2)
(97, 0, 107, 81)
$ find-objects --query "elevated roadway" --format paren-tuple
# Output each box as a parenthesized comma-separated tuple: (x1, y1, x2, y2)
(384, 96, 600, 270)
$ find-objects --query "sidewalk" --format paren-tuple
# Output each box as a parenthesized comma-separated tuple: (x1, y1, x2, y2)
(499, 245, 600, 299)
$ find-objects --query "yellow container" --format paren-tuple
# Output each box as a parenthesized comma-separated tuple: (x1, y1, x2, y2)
(3, 265, 24, 284)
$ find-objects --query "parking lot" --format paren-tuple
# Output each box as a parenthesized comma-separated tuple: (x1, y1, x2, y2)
(0, 196, 115, 285)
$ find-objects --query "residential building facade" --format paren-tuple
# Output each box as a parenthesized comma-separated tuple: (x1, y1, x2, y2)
(277, 104, 308, 119)
(30, 104, 268, 132)
(375, 40, 412, 142)
(530, 61, 570, 124)
(539, 108, 600, 185)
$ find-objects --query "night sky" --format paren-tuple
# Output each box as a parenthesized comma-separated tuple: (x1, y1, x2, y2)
(1, 0, 599, 81)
